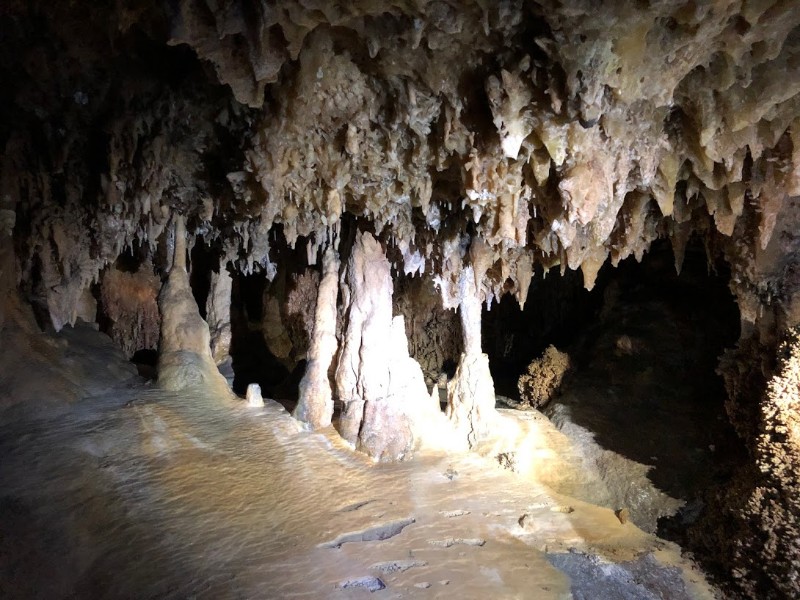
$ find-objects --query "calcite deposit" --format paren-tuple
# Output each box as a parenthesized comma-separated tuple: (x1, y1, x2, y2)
(518, 345, 571, 409)
(157, 218, 231, 395)
(2, 0, 800, 596)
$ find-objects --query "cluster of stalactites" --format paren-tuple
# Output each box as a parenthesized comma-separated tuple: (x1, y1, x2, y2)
(230, 0, 800, 318)
(5, 0, 800, 332)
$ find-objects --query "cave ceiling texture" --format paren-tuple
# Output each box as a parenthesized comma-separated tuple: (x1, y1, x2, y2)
(2, 0, 800, 598)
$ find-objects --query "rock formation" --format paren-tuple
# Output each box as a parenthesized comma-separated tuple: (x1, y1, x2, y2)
(734, 327, 800, 597)
(1, 0, 800, 596)
(206, 266, 233, 365)
(99, 262, 161, 358)
(157, 217, 230, 394)
(518, 345, 571, 409)
(294, 243, 340, 429)
(445, 266, 498, 448)
(334, 231, 431, 460)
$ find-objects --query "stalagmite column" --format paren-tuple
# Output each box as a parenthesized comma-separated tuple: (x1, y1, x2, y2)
(334, 231, 430, 460)
(446, 265, 497, 448)
(336, 231, 393, 447)
(205, 265, 233, 365)
(158, 216, 231, 395)
(294, 243, 340, 429)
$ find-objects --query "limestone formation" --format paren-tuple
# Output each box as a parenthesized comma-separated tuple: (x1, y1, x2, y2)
(445, 266, 498, 448)
(394, 274, 462, 384)
(246, 383, 265, 408)
(2, 1, 800, 595)
(100, 263, 161, 358)
(157, 218, 230, 395)
(698, 327, 800, 598)
(334, 231, 429, 460)
(206, 266, 233, 365)
(294, 244, 340, 429)
(518, 346, 572, 409)
(261, 264, 320, 371)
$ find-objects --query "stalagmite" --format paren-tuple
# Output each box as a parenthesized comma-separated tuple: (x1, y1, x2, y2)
(294, 243, 340, 429)
(246, 383, 264, 407)
(335, 231, 394, 447)
(446, 265, 497, 448)
(157, 217, 231, 395)
(334, 231, 429, 460)
(3, 1, 800, 595)
(205, 265, 233, 365)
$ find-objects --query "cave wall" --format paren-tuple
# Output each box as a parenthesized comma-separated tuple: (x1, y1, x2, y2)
(2, 1, 800, 596)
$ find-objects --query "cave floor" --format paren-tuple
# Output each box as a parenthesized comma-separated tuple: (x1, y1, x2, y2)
(0, 323, 719, 599)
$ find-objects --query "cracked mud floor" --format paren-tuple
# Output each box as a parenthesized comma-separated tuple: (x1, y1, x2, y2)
(0, 324, 719, 599)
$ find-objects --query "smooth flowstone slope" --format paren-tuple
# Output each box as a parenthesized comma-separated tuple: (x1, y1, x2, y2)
(0, 323, 718, 599)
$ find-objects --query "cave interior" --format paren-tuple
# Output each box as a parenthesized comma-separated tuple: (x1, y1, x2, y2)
(1, 1, 799, 599)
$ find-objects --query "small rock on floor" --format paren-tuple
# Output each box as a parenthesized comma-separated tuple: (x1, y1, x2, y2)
(339, 576, 385, 592)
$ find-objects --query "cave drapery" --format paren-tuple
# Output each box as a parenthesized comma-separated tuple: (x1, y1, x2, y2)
(2, 1, 800, 597)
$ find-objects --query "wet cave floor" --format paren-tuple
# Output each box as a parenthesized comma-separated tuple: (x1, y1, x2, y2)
(0, 321, 723, 599)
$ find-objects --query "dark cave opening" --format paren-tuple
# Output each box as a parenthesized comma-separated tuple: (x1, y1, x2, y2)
(130, 348, 158, 379)
(228, 270, 293, 403)
(189, 237, 213, 320)
(484, 237, 746, 537)
(483, 264, 601, 400)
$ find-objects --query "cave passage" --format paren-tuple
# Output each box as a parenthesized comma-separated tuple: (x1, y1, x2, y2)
(485, 238, 746, 532)
(228, 271, 293, 401)
(4, 0, 800, 597)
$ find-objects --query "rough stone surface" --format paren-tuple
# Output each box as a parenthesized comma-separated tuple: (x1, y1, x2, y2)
(99, 263, 161, 358)
(2, 1, 800, 594)
(394, 274, 462, 384)
(445, 266, 498, 448)
(518, 345, 571, 409)
(446, 352, 497, 450)
(696, 327, 800, 599)
(206, 266, 232, 365)
(261, 265, 320, 371)
(158, 219, 230, 395)
(335, 231, 427, 460)
(294, 244, 339, 429)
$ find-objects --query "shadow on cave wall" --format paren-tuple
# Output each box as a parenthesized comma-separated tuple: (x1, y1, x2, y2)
(484, 238, 747, 529)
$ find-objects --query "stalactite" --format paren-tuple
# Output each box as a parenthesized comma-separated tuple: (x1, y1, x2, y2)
(3, 1, 800, 594)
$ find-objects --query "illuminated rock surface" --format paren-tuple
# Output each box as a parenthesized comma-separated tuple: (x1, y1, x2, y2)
(0, 314, 716, 599)
(1, 0, 800, 597)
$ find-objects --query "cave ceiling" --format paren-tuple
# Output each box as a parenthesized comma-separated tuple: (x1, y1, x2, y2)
(1, 0, 800, 330)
